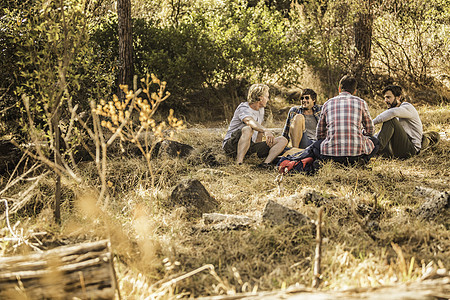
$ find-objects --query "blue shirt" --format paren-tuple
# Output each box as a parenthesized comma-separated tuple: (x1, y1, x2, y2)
(282, 105, 322, 141)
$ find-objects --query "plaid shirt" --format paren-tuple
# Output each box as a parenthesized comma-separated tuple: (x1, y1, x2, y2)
(282, 105, 322, 141)
(316, 92, 375, 157)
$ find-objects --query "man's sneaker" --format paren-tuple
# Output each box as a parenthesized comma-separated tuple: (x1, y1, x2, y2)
(427, 131, 440, 147)
(421, 131, 440, 151)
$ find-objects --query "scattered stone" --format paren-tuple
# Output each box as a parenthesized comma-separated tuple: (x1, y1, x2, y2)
(203, 213, 253, 225)
(366, 220, 381, 232)
(170, 179, 219, 218)
(300, 189, 332, 207)
(152, 140, 194, 158)
(200, 148, 220, 167)
(414, 186, 443, 198)
(414, 186, 449, 220)
(196, 213, 254, 231)
(201, 213, 253, 230)
(196, 168, 229, 176)
(262, 200, 311, 226)
(209, 223, 250, 231)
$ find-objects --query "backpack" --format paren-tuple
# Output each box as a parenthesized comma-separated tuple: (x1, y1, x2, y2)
(277, 149, 315, 174)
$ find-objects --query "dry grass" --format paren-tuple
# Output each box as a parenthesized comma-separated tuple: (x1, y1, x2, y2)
(0, 105, 449, 299)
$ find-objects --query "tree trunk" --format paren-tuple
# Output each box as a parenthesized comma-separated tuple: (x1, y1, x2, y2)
(353, 0, 373, 96)
(0, 240, 117, 299)
(53, 107, 62, 224)
(117, 0, 133, 97)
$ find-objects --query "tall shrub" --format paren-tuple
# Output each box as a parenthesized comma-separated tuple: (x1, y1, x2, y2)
(9, 0, 114, 221)
(372, 0, 450, 98)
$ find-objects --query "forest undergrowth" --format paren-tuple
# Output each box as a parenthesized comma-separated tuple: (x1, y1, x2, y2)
(0, 104, 449, 299)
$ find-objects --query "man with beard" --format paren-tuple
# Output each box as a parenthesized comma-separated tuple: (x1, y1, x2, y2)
(372, 85, 423, 159)
(223, 83, 288, 168)
(282, 89, 322, 149)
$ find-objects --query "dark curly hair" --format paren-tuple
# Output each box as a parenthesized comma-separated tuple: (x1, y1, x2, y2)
(301, 88, 317, 102)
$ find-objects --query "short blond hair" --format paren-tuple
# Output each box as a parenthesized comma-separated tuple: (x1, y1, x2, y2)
(247, 84, 269, 104)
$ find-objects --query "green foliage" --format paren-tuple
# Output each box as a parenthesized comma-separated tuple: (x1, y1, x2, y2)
(1, 0, 115, 137)
(282, 0, 450, 98)
(0, 1, 28, 132)
(133, 19, 223, 97)
(10, 0, 86, 140)
(89, 14, 222, 111)
(89, 0, 304, 115)
(3, 0, 450, 128)
(205, 0, 304, 84)
(290, 0, 361, 92)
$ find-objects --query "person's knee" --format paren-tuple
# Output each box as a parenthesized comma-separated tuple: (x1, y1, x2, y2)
(274, 136, 288, 147)
(382, 118, 398, 128)
(292, 114, 305, 125)
(240, 126, 253, 139)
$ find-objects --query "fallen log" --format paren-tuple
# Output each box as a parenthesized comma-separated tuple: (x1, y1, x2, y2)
(197, 274, 450, 299)
(0, 240, 117, 299)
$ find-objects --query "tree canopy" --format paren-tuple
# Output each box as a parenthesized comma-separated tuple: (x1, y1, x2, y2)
(1, 0, 449, 127)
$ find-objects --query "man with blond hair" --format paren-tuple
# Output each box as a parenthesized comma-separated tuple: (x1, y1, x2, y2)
(223, 84, 288, 168)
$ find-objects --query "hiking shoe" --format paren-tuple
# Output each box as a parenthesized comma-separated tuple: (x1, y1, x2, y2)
(427, 131, 440, 147)
(421, 131, 440, 151)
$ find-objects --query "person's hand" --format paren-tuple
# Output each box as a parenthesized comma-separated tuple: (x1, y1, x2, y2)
(264, 130, 274, 147)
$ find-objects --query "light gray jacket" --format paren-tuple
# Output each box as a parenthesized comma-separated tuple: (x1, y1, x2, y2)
(372, 102, 423, 151)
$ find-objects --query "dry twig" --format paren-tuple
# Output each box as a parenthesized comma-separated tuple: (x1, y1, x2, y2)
(275, 173, 284, 196)
(0, 199, 42, 252)
(151, 264, 231, 298)
(312, 206, 324, 288)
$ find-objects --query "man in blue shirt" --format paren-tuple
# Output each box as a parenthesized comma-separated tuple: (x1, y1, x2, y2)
(282, 89, 322, 149)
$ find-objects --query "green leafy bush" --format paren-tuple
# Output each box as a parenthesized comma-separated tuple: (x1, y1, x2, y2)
(0, 0, 115, 136)
(90, 0, 305, 116)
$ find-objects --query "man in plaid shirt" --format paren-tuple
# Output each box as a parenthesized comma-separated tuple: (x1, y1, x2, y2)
(314, 75, 379, 165)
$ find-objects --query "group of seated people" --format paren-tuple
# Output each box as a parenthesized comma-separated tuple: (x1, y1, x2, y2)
(222, 75, 433, 170)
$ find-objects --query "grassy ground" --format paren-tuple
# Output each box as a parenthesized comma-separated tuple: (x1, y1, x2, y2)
(0, 104, 449, 299)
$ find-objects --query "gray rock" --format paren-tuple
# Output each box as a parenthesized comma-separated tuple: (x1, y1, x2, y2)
(201, 213, 253, 231)
(262, 200, 311, 226)
(210, 223, 250, 231)
(300, 189, 331, 207)
(414, 186, 449, 220)
(152, 140, 194, 158)
(414, 186, 442, 198)
(203, 213, 253, 225)
(170, 179, 219, 218)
